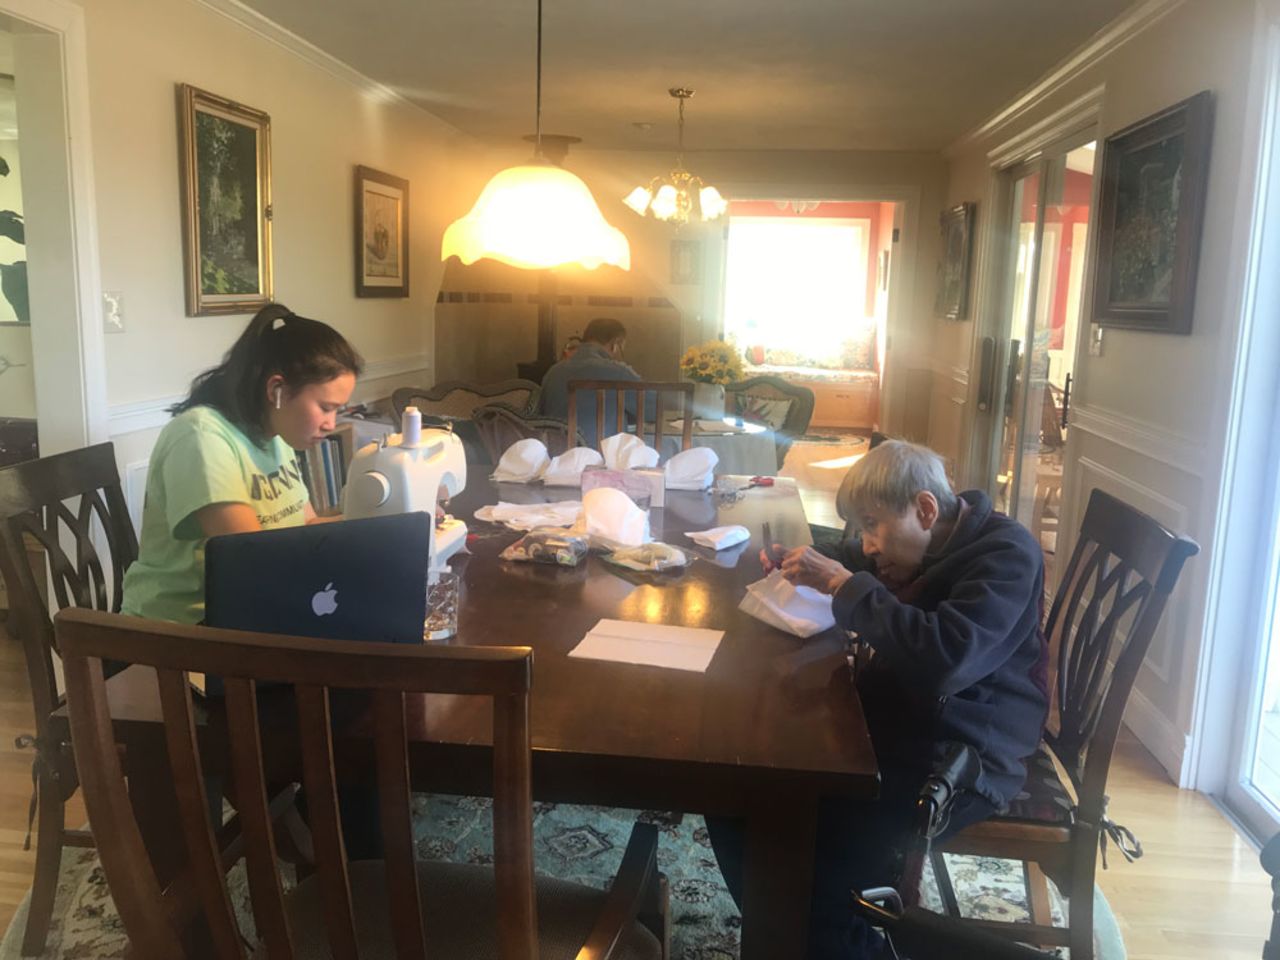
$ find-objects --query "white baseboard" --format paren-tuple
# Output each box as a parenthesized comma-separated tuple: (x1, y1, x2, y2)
(1124, 686, 1193, 786)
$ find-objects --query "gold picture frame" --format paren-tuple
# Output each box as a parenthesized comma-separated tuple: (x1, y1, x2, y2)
(177, 84, 273, 317)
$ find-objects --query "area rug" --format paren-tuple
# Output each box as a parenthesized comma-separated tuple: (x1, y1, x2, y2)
(1, 796, 1125, 959)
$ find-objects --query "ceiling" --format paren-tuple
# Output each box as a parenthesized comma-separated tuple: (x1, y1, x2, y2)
(241, 0, 1135, 153)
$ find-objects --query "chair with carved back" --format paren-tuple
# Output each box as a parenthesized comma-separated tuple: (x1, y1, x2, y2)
(57, 608, 669, 959)
(0, 442, 138, 955)
(566, 380, 693, 455)
(472, 402, 587, 462)
(392, 380, 542, 420)
(723, 376, 816, 471)
(924, 488, 1198, 959)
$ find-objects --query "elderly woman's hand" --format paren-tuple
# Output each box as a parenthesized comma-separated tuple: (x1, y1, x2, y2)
(779, 546, 854, 595)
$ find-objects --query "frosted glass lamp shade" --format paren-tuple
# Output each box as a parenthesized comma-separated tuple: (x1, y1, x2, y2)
(699, 185, 728, 219)
(650, 184, 680, 221)
(442, 163, 631, 270)
(623, 186, 653, 215)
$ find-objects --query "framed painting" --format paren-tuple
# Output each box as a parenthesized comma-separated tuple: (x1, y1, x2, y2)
(177, 84, 273, 317)
(1092, 91, 1213, 334)
(355, 165, 410, 297)
(670, 239, 703, 285)
(935, 202, 975, 320)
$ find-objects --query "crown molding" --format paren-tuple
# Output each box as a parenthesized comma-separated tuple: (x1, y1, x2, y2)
(946, 0, 1187, 155)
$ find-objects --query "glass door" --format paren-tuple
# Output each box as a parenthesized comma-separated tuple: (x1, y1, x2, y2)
(988, 140, 1096, 586)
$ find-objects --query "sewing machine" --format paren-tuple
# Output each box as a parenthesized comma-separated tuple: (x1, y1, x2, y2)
(342, 408, 467, 578)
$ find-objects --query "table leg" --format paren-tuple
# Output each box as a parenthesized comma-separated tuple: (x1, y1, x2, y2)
(740, 792, 818, 960)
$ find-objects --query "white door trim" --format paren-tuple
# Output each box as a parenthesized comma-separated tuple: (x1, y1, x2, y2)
(7, 0, 104, 452)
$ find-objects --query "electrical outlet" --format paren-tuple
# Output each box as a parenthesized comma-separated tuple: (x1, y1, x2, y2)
(1089, 325, 1104, 357)
(103, 291, 125, 334)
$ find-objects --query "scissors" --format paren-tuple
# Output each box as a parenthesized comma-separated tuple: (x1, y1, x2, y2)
(747, 476, 775, 488)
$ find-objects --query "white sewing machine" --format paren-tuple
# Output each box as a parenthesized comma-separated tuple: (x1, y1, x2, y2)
(342, 407, 467, 578)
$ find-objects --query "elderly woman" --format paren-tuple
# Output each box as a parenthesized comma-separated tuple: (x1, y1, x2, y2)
(714, 440, 1049, 960)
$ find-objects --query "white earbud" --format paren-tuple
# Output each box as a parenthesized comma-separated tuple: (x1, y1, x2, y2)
(274, 386, 282, 410)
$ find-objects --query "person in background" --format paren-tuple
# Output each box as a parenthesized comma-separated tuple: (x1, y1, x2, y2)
(710, 440, 1049, 959)
(122, 302, 362, 624)
(539, 317, 653, 441)
(560, 334, 583, 360)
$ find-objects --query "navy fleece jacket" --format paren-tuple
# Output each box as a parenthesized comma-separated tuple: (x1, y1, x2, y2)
(826, 489, 1049, 808)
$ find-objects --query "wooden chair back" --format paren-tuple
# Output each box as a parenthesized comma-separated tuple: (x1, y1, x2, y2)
(472, 402, 585, 461)
(0, 442, 138, 732)
(566, 380, 693, 453)
(57, 608, 537, 960)
(392, 380, 542, 420)
(1044, 488, 1198, 825)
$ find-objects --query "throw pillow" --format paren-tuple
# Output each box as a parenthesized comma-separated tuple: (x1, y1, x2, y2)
(734, 395, 792, 431)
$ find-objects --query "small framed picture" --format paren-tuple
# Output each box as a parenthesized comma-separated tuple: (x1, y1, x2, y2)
(1092, 91, 1213, 334)
(935, 202, 975, 320)
(355, 165, 410, 298)
(177, 84, 273, 316)
(670, 239, 703, 285)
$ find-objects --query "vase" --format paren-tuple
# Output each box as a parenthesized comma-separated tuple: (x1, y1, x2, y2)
(691, 382, 726, 421)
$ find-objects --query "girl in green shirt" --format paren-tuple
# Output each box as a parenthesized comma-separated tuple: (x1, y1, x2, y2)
(122, 303, 363, 623)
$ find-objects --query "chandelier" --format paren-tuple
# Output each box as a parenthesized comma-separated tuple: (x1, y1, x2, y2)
(624, 88, 727, 225)
(441, 0, 630, 271)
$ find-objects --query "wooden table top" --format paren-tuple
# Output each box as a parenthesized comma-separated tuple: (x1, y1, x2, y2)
(62, 477, 878, 809)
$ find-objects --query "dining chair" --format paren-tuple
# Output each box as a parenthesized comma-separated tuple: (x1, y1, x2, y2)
(723, 376, 816, 470)
(472, 402, 587, 462)
(392, 379, 542, 420)
(58, 607, 669, 959)
(0, 441, 138, 956)
(923, 488, 1198, 959)
(566, 379, 693, 453)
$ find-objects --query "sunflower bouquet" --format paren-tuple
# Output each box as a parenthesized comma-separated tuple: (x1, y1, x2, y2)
(679, 340, 745, 385)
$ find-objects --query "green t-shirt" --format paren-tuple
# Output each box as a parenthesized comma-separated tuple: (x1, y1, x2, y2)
(121, 405, 309, 624)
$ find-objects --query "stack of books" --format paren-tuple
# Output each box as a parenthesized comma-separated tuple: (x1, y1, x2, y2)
(298, 423, 354, 515)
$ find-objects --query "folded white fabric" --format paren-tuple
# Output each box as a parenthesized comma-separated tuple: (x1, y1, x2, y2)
(579, 486, 650, 548)
(601, 433, 660, 471)
(474, 500, 582, 531)
(738, 570, 836, 638)
(685, 524, 750, 551)
(664, 447, 718, 490)
(542, 446, 604, 486)
(490, 438, 550, 483)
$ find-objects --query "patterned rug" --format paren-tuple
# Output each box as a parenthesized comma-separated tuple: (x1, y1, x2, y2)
(1, 796, 1125, 959)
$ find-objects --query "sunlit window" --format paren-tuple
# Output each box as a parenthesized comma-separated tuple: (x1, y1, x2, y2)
(724, 216, 872, 368)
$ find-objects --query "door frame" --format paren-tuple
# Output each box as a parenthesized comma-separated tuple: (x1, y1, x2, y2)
(5, 0, 104, 454)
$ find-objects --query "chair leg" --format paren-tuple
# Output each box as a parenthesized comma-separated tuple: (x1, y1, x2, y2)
(22, 773, 65, 956)
(1068, 865, 1095, 960)
(638, 871, 671, 960)
(930, 850, 962, 918)
(1024, 861, 1052, 928)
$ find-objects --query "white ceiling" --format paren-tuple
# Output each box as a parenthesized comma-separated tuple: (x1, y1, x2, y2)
(240, 0, 1135, 152)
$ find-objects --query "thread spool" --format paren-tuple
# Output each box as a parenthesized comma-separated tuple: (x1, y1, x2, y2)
(401, 405, 422, 447)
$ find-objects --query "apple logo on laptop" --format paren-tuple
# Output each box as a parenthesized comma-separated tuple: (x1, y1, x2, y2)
(311, 582, 338, 617)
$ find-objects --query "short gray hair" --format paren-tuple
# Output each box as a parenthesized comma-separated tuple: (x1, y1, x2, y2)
(837, 439, 958, 528)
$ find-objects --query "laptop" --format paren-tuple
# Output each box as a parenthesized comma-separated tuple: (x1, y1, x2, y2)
(203, 513, 431, 693)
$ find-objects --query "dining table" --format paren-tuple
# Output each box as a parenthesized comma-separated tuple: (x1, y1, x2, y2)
(54, 476, 879, 959)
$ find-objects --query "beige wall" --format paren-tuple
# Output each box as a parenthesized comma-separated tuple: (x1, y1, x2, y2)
(939, 0, 1260, 782)
(435, 146, 946, 433)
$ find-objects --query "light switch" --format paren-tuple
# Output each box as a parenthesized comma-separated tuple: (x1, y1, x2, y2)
(103, 291, 125, 334)
(1089, 325, 1104, 357)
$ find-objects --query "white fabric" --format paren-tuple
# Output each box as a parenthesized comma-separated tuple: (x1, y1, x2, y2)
(490, 438, 550, 482)
(664, 447, 718, 490)
(474, 500, 582, 531)
(738, 570, 836, 638)
(684, 524, 750, 551)
(543, 447, 604, 486)
(601, 433, 660, 470)
(579, 486, 650, 548)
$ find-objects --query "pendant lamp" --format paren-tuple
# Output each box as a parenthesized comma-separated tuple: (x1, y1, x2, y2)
(441, 0, 630, 271)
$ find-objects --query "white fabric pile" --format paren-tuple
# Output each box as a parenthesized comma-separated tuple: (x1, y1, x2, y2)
(738, 570, 837, 638)
(664, 447, 718, 490)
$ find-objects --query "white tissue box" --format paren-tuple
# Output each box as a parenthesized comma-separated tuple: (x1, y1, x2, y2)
(633, 468, 666, 509)
(581, 467, 653, 509)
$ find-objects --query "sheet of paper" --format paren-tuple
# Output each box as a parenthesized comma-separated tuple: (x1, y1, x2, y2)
(568, 618, 724, 673)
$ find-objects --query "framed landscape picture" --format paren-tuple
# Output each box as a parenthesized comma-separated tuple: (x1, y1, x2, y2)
(935, 202, 975, 320)
(355, 165, 409, 297)
(1092, 91, 1213, 334)
(177, 84, 272, 317)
